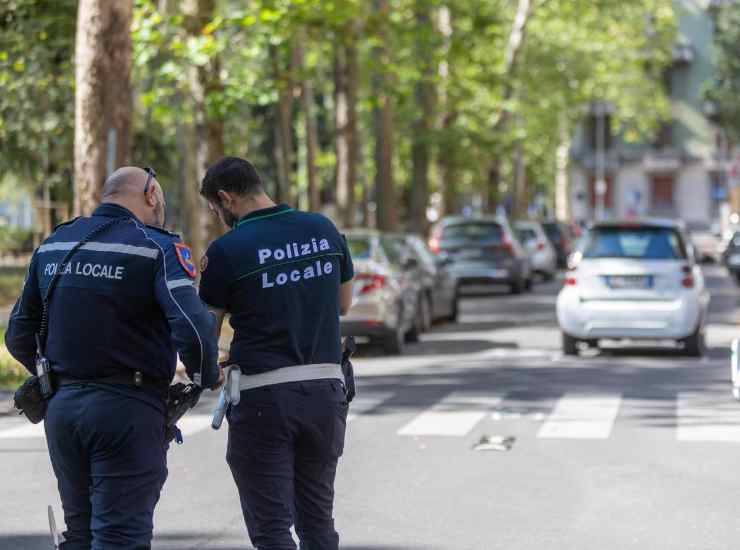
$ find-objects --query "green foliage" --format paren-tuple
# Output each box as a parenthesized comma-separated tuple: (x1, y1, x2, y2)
(1, 0, 678, 227)
(0, 0, 76, 194)
(0, 226, 33, 253)
(0, 329, 27, 389)
(707, 0, 740, 141)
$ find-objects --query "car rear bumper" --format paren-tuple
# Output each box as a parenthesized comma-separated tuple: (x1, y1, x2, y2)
(340, 320, 392, 338)
(556, 289, 706, 340)
(449, 262, 523, 286)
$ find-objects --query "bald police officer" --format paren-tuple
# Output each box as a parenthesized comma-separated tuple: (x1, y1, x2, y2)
(5, 167, 220, 549)
(198, 157, 354, 550)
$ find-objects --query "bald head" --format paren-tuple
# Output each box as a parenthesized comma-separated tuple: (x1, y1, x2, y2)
(102, 166, 150, 199)
(100, 166, 166, 228)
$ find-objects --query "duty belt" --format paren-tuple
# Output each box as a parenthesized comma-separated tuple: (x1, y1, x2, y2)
(211, 363, 344, 429)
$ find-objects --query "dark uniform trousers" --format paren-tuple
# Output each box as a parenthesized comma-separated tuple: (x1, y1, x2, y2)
(226, 379, 348, 550)
(45, 385, 168, 550)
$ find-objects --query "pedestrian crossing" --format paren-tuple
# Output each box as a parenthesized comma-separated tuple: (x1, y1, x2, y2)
(4, 392, 740, 444)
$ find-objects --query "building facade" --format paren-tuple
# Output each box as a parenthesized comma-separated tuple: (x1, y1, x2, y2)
(568, 0, 728, 229)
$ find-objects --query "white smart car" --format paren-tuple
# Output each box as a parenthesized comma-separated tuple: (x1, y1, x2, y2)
(557, 219, 710, 356)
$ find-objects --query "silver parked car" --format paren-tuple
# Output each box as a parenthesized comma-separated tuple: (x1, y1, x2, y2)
(341, 230, 421, 354)
(429, 216, 532, 294)
(513, 220, 558, 281)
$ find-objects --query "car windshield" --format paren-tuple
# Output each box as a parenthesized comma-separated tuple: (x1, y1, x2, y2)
(582, 226, 687, 260)
(347, 236, 372, 260)
(441, 222, 503, 243)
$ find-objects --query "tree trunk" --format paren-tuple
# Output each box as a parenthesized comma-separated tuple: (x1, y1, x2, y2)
(296, 37, 320, 212)
(183, 0, 225, 264)
(74, 0, 133, 216)
(512, 141, 528, 218)
(410, 2, 436, 235)
(271, 44, 296, 205)
(555, 118, 571, 221)
(334, 31, 359, 227)
(372, 0, 397, 231)
(438, 6, 458, 217)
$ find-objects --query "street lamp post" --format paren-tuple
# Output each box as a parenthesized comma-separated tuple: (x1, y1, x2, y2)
(594, 101, 607, 221)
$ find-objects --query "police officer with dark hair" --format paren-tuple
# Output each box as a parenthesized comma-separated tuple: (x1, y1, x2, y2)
(199, 156, 354, 550)
(5, 166, 221, 549)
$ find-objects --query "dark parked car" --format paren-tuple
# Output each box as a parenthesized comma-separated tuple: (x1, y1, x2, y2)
(723, 231, 740, 283)
(388, 233, 458, 328)
(429, 216, 532, 295)
(542, 221, 576, 268)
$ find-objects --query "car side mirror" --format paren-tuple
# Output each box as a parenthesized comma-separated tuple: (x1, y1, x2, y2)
(402, 256, 419, 270)
(435, 252, 452, 267)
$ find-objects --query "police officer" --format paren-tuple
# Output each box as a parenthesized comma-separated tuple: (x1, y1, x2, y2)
(198, 157, 354, 550)
(5, 166, 221, 549)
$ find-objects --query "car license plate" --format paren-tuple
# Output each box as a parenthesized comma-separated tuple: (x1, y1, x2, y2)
(490, 269, 508, 278)
(456, 248, 483, 260)
(606, 275, 652, 290)
(730, 254, 740, 266)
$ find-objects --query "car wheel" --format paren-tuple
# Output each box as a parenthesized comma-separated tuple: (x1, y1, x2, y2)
(419, 293, 432, 332)
(542, 271, 555, 282)
(447, 292, 459, 323)
(510, 279, 523, 295)
(682, 328, 705, 357)
(383, 325, 404, 355)
(524, 277, 533, 291)
(562, 332, 579, 355)
(735, 272, 740, 285)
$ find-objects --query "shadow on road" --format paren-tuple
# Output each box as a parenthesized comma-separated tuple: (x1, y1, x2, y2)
(0, 533, 435, 550)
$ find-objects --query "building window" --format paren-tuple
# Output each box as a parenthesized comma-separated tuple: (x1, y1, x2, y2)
(650, 175, 675, 215)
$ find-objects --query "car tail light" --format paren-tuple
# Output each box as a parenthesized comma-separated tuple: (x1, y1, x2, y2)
(502, 236, 514, 256)
(681, 265, 694, 288)
(564, 277, 577, 286)
(356, 273, 386, 294)
(537, 241, 546, 251)
(428, 226, 442, 254)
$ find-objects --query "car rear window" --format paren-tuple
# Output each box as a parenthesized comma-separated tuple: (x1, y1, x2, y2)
(542, 223, 562, 242)
(582, 226, 687, 260)
(516, 228, 538, 243)
(347, 237, 372, 259)
(441, 222, 503, 242)
(380, 237, 406, 265)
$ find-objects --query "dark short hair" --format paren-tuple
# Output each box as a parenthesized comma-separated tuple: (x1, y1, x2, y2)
(200, 157, 263, 202)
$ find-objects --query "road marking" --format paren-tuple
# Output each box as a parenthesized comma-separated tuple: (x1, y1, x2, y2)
(177, 414, 215, 437)
(0, 420, 45, 439)
(347, 393, 395, 422)
(538, 393, 622, 439)
(676, 392, 740, 442)
(397, 393, 503, 437)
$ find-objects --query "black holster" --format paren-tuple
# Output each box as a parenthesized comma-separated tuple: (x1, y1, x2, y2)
(14, 376, 48, 424)
(165, 383, 202, 444)
(341, 336, 357, 403)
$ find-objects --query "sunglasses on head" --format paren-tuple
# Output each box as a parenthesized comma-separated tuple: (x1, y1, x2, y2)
(143, 166, 156, 194)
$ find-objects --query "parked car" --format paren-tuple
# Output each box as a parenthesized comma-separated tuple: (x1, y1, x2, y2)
(542, 221, 575, 268)
(341, 230, 421, 354)
(513, 220, 558, 281)
(388, 233, 458, 327)
(688, 222, 722, 263)
(557, 219, 709, 356)
(429, 216, 532, 295)
(722, 231, 740, 283)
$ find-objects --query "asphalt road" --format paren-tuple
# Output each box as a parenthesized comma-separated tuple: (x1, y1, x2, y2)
(2, 265, 740, 550)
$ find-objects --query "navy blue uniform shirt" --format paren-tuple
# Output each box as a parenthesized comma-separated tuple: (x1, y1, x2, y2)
(5, 203, 220, 392)
(199, 204, 353, 375)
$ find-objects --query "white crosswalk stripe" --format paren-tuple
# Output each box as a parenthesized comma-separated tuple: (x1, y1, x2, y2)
(398, 393, 503, 437)
(347, 393, 395, 423)
(0, 420, 46, 439)
(676, 392, 740, 442)
(537, 393, 622, 440)
(3, 391, 740, 444)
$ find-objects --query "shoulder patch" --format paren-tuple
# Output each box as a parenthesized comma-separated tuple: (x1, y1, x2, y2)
(174, 243, 197, 278)
(200, 254, 208, 273)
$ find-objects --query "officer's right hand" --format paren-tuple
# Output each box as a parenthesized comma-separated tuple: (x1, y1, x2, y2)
(210, 367, 226, 391)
